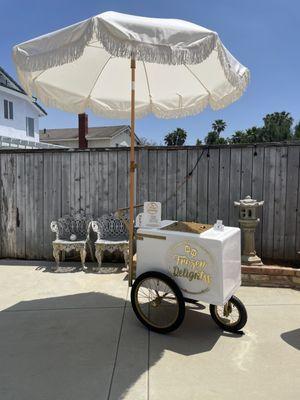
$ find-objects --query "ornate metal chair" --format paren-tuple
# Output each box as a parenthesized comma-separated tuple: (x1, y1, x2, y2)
(91, 214, 129, 271)
(50, 213, 93, 271)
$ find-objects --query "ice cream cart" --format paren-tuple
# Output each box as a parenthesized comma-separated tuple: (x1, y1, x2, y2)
(13, 11, 250, 334)
(131, 205, 248, 333)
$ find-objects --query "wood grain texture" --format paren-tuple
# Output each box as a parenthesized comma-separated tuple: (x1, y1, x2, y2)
(166, 150, 177, 220)
(262, 147, 276, 259)
(207, 148, 219, 224)
(229, 148, 242, 227)
(251, 146, 265, 256)
(219, 147, 230, 225)
(0, 145, 299, 262)
(176, 149, 187, 221)
(284, 146, 299, 260)
(186, 149, 198, 222)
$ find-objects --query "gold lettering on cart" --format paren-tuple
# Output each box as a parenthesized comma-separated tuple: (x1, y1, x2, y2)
(171, 243, 211, 285)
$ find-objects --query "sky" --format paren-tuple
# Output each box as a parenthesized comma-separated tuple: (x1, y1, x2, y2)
(1, 0, 300, 144)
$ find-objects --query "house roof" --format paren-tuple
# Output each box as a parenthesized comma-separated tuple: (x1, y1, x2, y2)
(0, 66, 47, 116)
(40, 125, 140, 143)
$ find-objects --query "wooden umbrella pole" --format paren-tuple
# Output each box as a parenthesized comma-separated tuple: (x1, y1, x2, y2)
(128, 57, 136, 287)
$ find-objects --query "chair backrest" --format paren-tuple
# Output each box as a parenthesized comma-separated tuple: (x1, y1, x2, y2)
(56, 213, 92, 240)
(97, 214, 129, 241)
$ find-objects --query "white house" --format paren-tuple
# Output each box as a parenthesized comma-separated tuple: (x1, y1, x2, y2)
(40, 125, 140, 148)
(0, 66, 46, 143)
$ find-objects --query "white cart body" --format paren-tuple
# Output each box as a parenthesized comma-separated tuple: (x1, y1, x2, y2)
(136, 221, 241, 306)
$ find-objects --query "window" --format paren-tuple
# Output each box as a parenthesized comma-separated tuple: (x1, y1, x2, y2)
(26, 117, 35, 137)
(4, 99, 13, 119)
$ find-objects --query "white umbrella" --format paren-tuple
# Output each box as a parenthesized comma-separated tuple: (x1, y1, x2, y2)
(13, 11, 250, 285)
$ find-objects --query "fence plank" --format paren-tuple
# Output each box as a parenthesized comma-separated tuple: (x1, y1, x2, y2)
(80, 152, 90, 214)
(186, 149, 198, 221)
(251, 146, 265, 256)
(43, 152, 53, 259)
(166, 150, 177, 220)
(229, 148, 242, 227)
(89, 152, 99, 217)
(262, 147, 276, 259)
(296, 156, 300, 260)
(273, 146, 288, 259)
(35, 153, 45, 258)
(70, 152, 81, 214)
(219, 147, 230, 225)
(117, 150, 128, 209)
(208, 148, 219, 224)
(241, 147, 253, 198)
(197, 148, 209, 223)
(0, 153, 2, 257)
(25, 154, 34, 258)
(99, 151, 109, 215)
(148, 149, 157, 202)
(61, 152, 71, 216)
(176, 149, 187, 221)
(0, 154, 17, 257)
(156, 150, 167, 219)
(284, 146, 300, 260)
(138, 149, 149, 206)
(108, 151, 118, 213)
(16, 154, 26, 258)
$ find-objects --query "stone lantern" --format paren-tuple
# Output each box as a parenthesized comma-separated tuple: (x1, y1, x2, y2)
(234, 195, 264, 265)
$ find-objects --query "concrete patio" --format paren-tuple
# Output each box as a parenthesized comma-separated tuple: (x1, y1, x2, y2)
(0, 261, 299, 400)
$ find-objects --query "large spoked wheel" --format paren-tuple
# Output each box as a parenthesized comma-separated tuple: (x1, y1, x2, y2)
(131, 271, 185, 333)
(210, 295, 247, 333)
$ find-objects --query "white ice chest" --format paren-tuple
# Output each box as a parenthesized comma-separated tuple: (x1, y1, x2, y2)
(136, 221, 241, 306)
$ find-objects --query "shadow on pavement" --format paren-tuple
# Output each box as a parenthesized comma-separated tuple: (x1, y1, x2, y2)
(281, 328, 300, 350)
(0, 292, 242, 400)
(0, 260, 124, 275)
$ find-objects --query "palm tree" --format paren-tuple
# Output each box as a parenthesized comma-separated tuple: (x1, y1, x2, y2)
(212, 119, 227, 135)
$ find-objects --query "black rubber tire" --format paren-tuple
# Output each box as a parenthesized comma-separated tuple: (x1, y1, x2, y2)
(131, 271, 185, 333)
(209, 295, 248, 333)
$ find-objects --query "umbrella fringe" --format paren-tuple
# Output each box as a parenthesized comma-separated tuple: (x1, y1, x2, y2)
(96, 19, 218, 66)
(12, 19, 95, 72)
(216, 40, 250, 92)
(13, 18, 249, 98)
(26, 77, 249, 119)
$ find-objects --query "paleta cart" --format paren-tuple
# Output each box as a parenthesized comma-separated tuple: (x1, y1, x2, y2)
(131, 220, 248, 333)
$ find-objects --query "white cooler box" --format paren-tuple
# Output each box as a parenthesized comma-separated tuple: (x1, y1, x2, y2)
(136, 221, 241, 306)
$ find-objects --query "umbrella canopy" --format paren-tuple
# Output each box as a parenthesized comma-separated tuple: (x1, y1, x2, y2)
(13, 11, 249, 285)
(13, 11, 249, 119)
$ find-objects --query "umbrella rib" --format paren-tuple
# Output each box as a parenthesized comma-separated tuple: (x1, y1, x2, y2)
(32, 69, 47, 83)
(183, 64, 211, 96)
(142, 62, 153, 108)
(86, 55, 112, 101)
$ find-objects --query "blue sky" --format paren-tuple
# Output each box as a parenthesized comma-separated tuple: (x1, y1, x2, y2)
(1, 0, 300, 144)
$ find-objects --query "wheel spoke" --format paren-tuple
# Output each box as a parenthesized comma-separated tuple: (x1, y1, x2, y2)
(215, 301, 241, 326)
(135, 276, 180, 329)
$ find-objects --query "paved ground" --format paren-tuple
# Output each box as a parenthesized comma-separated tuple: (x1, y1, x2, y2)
(0, 260, 299, 400)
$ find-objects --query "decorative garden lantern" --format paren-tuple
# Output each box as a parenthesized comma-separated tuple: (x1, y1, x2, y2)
(234, 195, 264, 265)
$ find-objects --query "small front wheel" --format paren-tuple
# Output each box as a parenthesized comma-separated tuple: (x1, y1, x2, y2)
(131, 271, 185, 333)
(210, 295, 247, 332)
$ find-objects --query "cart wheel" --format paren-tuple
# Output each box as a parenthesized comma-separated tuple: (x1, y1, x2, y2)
(209, 295, 247, 333)
(131, 271, 185, 333)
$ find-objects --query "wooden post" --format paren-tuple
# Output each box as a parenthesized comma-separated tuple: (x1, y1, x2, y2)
(128, 57, 136, 287)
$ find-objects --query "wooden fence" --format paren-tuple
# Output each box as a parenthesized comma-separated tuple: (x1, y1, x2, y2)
(0, 134, 66, 149)
(0, 143, 300, 262)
